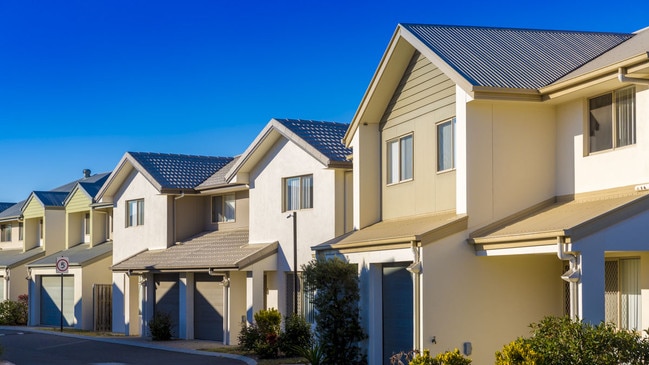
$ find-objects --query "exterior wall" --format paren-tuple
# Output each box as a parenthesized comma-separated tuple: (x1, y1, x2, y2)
(0, 219, 23, 251)
(556, 85, 649, 195)
(228, 270, 247, 344)
(464, 100, 556, 229)
(421, 232, 563, 364)
(112, 170, 169, 264)
(175, 196, 206, 242)
(5, 265, 29, 301)
(44, 209, 66, 253)
(352, 125, 381, 230)
(80, 255, 112, 330)
(380, 52, 457, 220)
(201, 190, 250, 232)
(66, 190, 90, 213)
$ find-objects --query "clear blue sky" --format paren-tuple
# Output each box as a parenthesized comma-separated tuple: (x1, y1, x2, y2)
(1, 0, 648, 202)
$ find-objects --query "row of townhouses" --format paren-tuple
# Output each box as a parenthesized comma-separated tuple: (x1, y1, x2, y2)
(1, 23, 649, 364)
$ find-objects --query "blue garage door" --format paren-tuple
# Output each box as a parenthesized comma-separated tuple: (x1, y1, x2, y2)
(40, 275, 74, 326)
(382, 264, 413, 365)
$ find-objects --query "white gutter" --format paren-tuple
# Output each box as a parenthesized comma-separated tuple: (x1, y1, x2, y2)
(618, 67, 649, 85)
(557, 237, 579, 319)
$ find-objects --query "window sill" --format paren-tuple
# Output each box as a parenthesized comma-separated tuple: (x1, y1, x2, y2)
(585, 143, 636, 157)
(436, 168, 456, 175)
(386, 178, 414, 187)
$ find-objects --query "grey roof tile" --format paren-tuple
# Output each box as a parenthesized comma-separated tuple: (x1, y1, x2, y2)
(0, 201, 25, 220)
(129, 152, 234, 190)
(197, 156, 241, 189)
(112, 229, 276, 271)
(402, 24, 633, 89)
(274, 119, 352, 162)
(0, 247, 45, 269)
(28, 241, 112, 267)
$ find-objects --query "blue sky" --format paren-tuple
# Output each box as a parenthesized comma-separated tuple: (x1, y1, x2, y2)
(1, 0, 648, 202)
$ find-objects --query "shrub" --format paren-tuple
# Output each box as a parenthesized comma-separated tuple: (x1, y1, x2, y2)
(495, 316, 649, 365)
(292, 341, 326, 365)
(0, 296, 28, 325)
(238, 309, 283, 359)
(303, 257, 367, 365)
(148, 311, 172, 341)
(238, 322, 262, 352)
(279, 313, 312, 356)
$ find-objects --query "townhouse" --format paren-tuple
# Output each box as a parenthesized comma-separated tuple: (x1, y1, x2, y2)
(0, 201, 36, 302)
(314, 24, 649, 364)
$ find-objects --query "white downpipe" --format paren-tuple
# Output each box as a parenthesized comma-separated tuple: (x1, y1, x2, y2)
(618, 68, 649, 85)
(557, 237, 579, 319)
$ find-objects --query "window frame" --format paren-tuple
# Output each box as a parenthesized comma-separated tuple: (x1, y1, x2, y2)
(386, 133, 414, 185)
(211, 194, 236, 223)
(437, 117, 456, 172)
(284, 174, 314, 211)
(126, 199, 144, 227)
(0, 224, 11, 242)
(587, 86, 636, 154)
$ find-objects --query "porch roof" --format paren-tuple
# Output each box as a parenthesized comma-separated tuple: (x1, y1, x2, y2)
(313, 211, 467, 252)
(28, 241, 112, 267)
(470, 187, 649, 252)
(0, 247, 45, 269)
(111, 229, 277, 272)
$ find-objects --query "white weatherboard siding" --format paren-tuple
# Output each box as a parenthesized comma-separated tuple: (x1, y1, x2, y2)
(112, 170, 170, 264)
(556, 86, 649, 195)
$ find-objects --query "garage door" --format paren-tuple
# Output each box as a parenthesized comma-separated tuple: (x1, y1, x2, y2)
(154, 273, 179, 338)
(382, 264, 413, 365)
(41, 275, 74, 326)
(194, 273, 224, 341)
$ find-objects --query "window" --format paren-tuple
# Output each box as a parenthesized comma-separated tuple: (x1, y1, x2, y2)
(84, 213, 90, 235)
(18, 222, 23, 241)
(605, 258, 641, 330)
(437, 118, 456, 171)
(39, 219, 43, 240)
(285, 175, 313, 211)
(387, 134, 413, 184)
(126, 199, 144, 227)
(589, 86, 635, 153)
(286, 272, 315, 324)
(0, 224, 11, 242)
(211, 194, 236, 223)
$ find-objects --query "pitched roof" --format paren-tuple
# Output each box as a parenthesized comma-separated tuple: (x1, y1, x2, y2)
(0, 203, 14, 213)
(127, 152, 234, 190)
(112, 229, 277, 271)
(470, 188, 649, 253)
(196, 156, 241, 190)
(28, 241, 112, 267)
(0, 247, 45, 269)
(401, 24, 633, 89)
(0, 201, 25, 221)
(274, 119, 352, 162)
(31, 191, 70, 207)
(314, 211, 467, 252)
(51, 172, 111, 193)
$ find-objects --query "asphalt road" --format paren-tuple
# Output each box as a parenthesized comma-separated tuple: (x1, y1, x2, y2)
(0, 328, 248, 365)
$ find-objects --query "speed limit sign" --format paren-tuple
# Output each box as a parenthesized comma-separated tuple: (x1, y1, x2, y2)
(56, 257, 69, 274)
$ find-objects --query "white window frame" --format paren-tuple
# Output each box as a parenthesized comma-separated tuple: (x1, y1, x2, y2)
(211, 194, 236, 223)
(126, 199, 144, 227)
(437, 117, 456, 172)
(284, 174, 313, 211)
(0, 224, 11, 242)
(588, 86, 636, 154)
(386, 133, 414, 185)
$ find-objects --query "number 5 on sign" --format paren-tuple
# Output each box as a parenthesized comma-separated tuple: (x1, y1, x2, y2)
(56, 257, 69, 274)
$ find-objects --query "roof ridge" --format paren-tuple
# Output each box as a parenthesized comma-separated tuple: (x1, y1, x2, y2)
(128, 151, 233, 159)
(400, 23, 633, 36)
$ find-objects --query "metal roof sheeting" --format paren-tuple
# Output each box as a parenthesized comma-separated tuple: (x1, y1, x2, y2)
(401, 24, 634, 89)
(28, 241, 112, 267)
(33, 191, 69, 207)
(0, 203, 14, 213)
(0, 247, 45, 269)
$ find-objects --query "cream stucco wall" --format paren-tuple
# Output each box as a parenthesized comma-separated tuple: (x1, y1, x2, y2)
(556, 85, 649, 195)
(464, 100, 557, 229)
(352, 125, 381, 230)
(112, 170, 170, 264)
(80, 255, 113, 330)
(0, 219, 23, 251)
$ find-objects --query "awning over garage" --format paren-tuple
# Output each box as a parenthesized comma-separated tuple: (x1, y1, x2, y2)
(470, 187, 649, 255)
(112, 229, 277, 272)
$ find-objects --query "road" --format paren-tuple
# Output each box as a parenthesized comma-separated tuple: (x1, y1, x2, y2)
(0, 328, 248, 365)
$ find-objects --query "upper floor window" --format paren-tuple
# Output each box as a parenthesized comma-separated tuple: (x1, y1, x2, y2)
(126, 199, 144, 227)
(212, 194, 236, 223)
(437, 118, 456, 172)
(589, 86, 635, 153)
(0, 224, 11, 242)
(387, 134, 413, 184)
(285, 175, 313, 211)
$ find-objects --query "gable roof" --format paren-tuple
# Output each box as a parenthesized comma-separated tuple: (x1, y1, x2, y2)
(29, 191, 70, 208)
(111, 229, 277, 272)
(28, 241, 112, 268)
(226, 118, 352, 183)
(196, 156, 242, 190)
(0, 201, 25, 222)
(98, 152, 235, 199)
(401, 24, 633, 90)
(51, 171, 111, 193)
(63, 174, 110, 206)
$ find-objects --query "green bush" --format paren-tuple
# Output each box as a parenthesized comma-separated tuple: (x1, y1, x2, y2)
(279, 313, 312, 356)
(148, 311, 172, 341)
(303, 257, 367, 365)
(400, 349, 471, 365)
(237, 309, 283, 359)
(0, 295, 28, 325)
(238, 322, 262, 352)
(254, 308, 281, 337)
(495, 316, 649, 365)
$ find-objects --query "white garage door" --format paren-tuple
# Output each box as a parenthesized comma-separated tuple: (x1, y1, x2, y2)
(40, 275, 74, 326)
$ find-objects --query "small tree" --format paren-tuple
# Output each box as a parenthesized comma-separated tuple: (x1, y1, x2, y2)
(303, 257, 367, 365)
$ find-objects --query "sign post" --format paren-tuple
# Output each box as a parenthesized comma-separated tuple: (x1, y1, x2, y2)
(56, 257, 69, 332)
